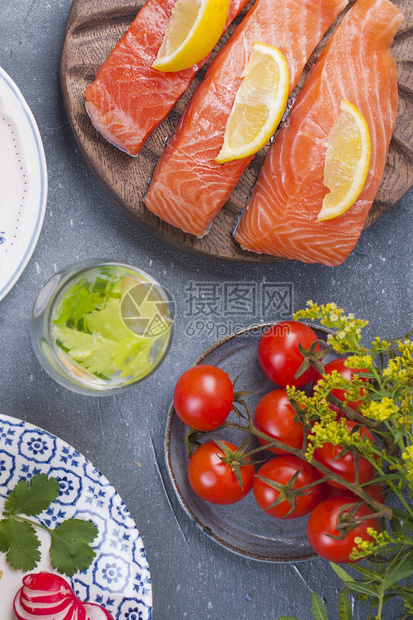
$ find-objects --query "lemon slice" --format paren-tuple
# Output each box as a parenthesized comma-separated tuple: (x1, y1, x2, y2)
(152, 0, 230, 72)
(215, 43, 289, 164)
(317, 100, 371, 222)
(120, 282, 174, 337)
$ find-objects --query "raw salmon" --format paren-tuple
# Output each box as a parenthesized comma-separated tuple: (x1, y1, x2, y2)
(84, 0, 249, 157)
(235, 0, 404, 266)
(145, 0, 348, 237)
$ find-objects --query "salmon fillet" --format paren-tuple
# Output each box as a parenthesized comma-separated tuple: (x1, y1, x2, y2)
(84, 0, 249, 157)
(145, 0, 348, 237)
(235, 0, 404, 266)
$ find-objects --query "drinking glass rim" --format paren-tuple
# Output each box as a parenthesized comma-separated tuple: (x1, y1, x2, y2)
(37, 259, 174, 393)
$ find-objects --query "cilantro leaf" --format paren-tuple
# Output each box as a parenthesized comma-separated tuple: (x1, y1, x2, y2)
(2, 518, 41, 571)
(0, 475, 99, 576)
(0, 519, 10, 552)
(5, 473, 61, 516)
(50, 519, 98, 576)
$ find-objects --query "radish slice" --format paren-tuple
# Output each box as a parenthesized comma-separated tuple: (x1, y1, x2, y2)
(13, 572, 114, 620)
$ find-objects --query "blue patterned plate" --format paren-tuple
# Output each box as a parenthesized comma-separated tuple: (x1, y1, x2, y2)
(0, 414, 152, 619)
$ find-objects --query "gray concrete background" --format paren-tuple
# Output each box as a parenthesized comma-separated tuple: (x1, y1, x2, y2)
(1, 1, 412, 618)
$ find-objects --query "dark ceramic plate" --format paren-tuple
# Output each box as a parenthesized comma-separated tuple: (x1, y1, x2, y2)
(165, 323, 334, 562)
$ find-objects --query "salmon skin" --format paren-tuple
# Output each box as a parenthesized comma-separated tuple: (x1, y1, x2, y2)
(145, 0, 348, 237)
(84, 0, 249, 157)
(235, 0, 404, 266)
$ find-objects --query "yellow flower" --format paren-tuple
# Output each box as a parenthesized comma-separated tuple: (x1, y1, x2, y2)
(402, 446, 413, 460)
(402, 446, 413, 488)
(397, 414, 412, 427)
(396, 398, 412, 427)
(285, 386, 312, 410)
(350, 529, 392, 561)
(370, 336, 391, 355)
(345, 355, 373, 369)
(382, 341, 413, 386)
(313, 371, 351, 395)
(360, 397, 398, 422)
(294, 302, 368, 355)
(306, 419, 353, 460)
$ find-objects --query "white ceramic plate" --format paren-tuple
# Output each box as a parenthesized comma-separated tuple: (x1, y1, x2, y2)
(0, 414, 152, 619)
(0, 67, 48, 301)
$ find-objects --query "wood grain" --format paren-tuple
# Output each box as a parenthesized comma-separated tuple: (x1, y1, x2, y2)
(60, 0, 413, 262)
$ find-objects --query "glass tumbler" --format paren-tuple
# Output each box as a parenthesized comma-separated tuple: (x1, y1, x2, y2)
(30, 259, 174, 396)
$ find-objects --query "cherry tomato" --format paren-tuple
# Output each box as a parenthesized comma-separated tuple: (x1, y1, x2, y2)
(253, 456, 322, 519)
(314, 420, 376, 490)
(307, 497, 379, 563)
(314, 358, 368, 413)
(174, 365, 233, 431)
(188, 441, 254, 505)
(258, 321, 320, 388)
(362, 484, 386, 505)
(253, 389, 304, 455)
(322, 483, 385, 505)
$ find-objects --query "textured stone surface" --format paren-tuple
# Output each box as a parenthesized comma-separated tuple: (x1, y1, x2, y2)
(0, 1, 412, 618)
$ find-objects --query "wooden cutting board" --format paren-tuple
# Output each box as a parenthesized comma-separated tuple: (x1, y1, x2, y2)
(60, 0, 413, 263)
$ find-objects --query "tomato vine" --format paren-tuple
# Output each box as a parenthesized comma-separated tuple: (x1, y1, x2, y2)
(179, 302, 413, 620)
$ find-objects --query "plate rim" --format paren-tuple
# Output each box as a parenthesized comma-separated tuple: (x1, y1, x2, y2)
(164, 322, 332, 563)
(0, 66, 48, 302)
(0, 411, 153, 617)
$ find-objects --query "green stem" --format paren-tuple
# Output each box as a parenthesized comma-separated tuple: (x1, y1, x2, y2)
(369, 365, 385, 393)
(375, 545, 406, 620)
(376, 596, 383, 620)
(12, 514, 52, 535)
(387, 480, 413, 518)
(223, 421, 393, 518)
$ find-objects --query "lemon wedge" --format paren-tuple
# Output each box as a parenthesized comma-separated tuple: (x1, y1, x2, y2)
(215, 43, 289, 164)
(152, 0, 230, 72)
(120, 281, 174, 338)
(317, 100, 371, 222)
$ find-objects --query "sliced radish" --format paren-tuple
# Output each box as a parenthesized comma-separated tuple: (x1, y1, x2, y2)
(13, 572, 114, 620)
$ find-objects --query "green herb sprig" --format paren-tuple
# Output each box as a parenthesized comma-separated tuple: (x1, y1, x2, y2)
(0, 473, 98, 576)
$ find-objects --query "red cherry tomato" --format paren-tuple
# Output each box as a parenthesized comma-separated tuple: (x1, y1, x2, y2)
(362, 484, 386, 505)
(253, 456, 322, 519)
(314, 358, 368, 413)
(258, 321, 320, 388)
(188, 441, 254, 505)
(322, 483, 385, 505)
(307, 497, 379, 563)
(314, 420, 376, 490)
(174, 365, 234, 431)
(253, 389, 304, 455)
